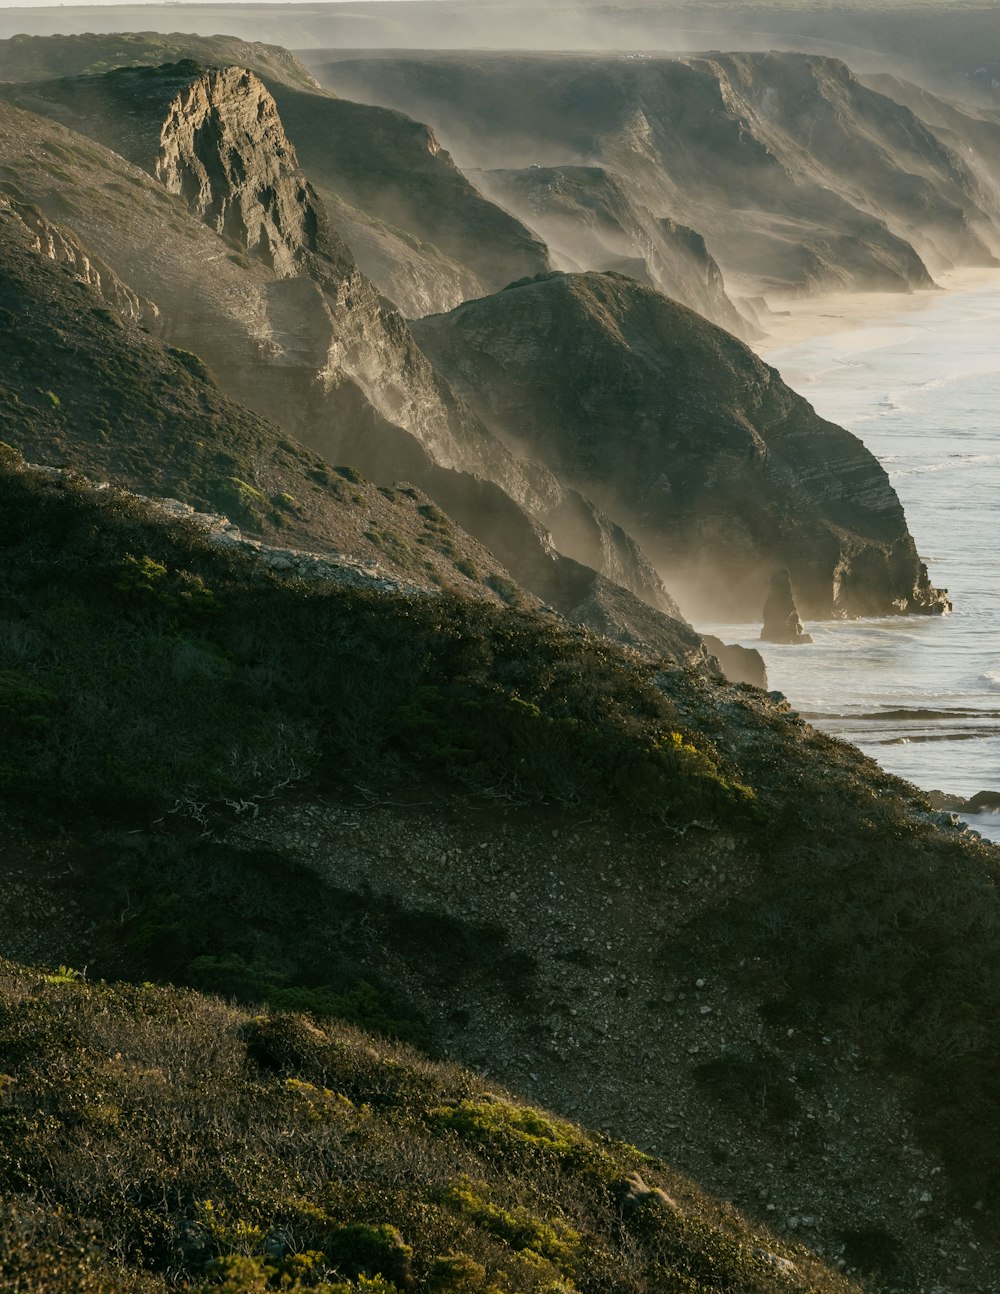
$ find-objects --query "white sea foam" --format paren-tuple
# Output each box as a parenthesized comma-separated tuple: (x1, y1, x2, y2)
(703, 274, 1000, 811)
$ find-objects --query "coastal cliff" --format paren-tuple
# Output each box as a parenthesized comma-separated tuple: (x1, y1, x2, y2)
(317, 50, 1000, 294)
(414, 271, 950, 620)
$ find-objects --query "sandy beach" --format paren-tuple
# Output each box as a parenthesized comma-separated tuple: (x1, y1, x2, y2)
(752, 266, 1000, 356)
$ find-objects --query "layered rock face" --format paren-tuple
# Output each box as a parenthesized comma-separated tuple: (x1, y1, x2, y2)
(317, 50, 1000, 295)
(0, 193, 157, 326)
(155, 68, 338, 279)
(413, 271, 950, 621)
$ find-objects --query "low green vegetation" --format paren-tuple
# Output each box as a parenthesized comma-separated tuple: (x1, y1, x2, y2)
(0, 960, 846, 1294)
(0, 450, 749, 826)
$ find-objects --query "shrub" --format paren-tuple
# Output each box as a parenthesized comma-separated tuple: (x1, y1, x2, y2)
(325, 1223, 413, 1287)
(168, 346, 211, 381)
(443, 1180, 579, 1269)
(453, 559, 480, 582)
(425, 1253, 488, 1294)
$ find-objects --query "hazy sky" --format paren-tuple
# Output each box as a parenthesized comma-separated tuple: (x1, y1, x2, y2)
(0, 1, 420, 7)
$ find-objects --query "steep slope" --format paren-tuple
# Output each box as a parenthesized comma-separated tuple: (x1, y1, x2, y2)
(0, 960, 857, 1294)
(862, 71, 1000, 205)
(0, 68, 689, 638)
(267, 83, 552, 306)
(0, 193, 527, 602)
(322, 186, 487, 318)
(704, 52, 1000, 274)
(315, 51, 998, 295)
(1, 456, 998, 1292)
(0, 32, 553, 316)
(413, 271, 949, 621)
(476, 164, 755, 337)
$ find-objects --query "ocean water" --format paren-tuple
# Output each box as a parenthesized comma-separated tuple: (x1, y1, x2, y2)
(702, 274, 1000, 842)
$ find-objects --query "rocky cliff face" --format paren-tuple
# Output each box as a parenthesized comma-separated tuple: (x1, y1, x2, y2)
(704, 52, 999, 274)
(413, 271, 950, 621)
(476, 164, 755, 337)
(0, 68, 706, 663)
(0, 193, 157, 326)
(316, 51, 1000, 296)
(155, 67, 341, 280)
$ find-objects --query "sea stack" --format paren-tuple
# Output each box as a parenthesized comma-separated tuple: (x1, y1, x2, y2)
(761, 568, 813, 644)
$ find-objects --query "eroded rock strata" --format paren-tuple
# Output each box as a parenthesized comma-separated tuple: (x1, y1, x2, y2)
(317, 50, 1000, 293)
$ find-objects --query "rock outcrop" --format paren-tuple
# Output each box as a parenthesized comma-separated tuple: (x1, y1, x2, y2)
(413, 270, 950, 621)
(926, 789, 1000, 816)
(760, 569, 813, 645)
(155, 68, 345, 280)
(702, 636, 768, 688)
(0, 193, 158, 326)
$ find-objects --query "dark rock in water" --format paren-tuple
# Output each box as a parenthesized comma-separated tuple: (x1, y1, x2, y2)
(966, 790, 1000, 813)
(702, 635, 768, 688)
(927, 789, 1000, 815)
(761, 569, 813, 645)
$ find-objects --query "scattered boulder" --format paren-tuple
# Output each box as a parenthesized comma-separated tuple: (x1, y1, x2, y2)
(616, 1172, 680, 1213)
(926, 789, 1000, 815)
(760, 569, 813, 645)
(752, 1246, 798, 1277)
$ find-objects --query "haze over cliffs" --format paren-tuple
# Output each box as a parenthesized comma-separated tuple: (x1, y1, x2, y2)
(0, 37, 961, 629)
(0, 48, 712, 662)
(317, 50, 1000, 297)
(4, 24, 1000, 1294)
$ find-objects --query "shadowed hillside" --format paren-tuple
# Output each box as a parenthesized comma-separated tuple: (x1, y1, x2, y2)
(413, 270, 949, 620)
(1, 441, 999, 1292)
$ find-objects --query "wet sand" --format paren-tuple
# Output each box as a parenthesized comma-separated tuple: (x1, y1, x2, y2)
(753, 267, 1000, 356)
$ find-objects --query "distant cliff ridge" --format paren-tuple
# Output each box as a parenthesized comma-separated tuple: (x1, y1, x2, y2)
(0, 58, 711, 664)
(316, 50, 1000, 297)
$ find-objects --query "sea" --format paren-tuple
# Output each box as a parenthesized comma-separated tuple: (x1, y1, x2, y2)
(701, 272, 1000, 843)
